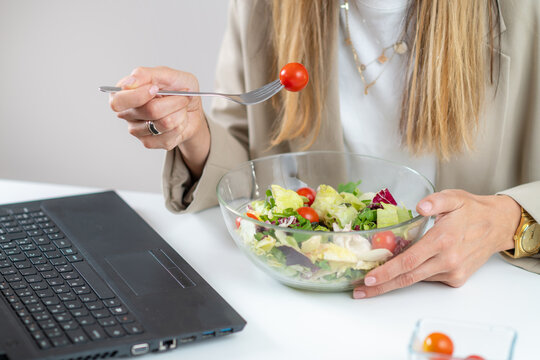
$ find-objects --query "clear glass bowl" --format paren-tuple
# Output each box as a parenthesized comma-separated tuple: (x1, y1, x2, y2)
(216, 151, 435, 292)
(408, 318, 517, 360)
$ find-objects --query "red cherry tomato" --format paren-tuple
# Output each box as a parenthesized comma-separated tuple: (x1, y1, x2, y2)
(371, 231, 397, 253)
(235, 216, 242, 228)
(296, 187, 316, 206)
(465, 356, 485, 360)
(279, 63, 309, 92)
(423, 332, 454, 355)
(297, 207, 319, 223)
(246, 212, 259, 221)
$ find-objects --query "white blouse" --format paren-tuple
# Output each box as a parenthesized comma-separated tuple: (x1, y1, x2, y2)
(339, 0, 436, 185)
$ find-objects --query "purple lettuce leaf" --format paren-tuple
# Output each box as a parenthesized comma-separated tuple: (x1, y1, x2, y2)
(371, 188, 397, 206)
(277, 246, 319, 272)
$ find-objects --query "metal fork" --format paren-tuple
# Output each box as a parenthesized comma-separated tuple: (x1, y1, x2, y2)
(99, 79, 284, 106)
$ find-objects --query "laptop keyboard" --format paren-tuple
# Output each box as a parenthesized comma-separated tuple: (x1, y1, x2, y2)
(0, 205, 144, 350)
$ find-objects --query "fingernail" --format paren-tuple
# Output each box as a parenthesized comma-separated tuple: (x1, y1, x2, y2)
(149, 85, 159, 95)
(418, 201, 432, 213)
(353, 290, 366, 299)
(364, 276, 376, 286)
(120, 76, 135, 87)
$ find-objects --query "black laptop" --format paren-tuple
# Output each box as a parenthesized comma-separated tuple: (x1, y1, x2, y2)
(0, 191, 245, 360)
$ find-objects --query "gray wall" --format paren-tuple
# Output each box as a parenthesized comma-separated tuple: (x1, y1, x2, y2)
(0, 0, 230, 193)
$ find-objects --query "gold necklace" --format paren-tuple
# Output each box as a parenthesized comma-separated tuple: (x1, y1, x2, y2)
(341, 0, 408, 95)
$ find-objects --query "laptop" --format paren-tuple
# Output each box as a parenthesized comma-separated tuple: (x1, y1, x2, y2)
(0, 191, 246, 360)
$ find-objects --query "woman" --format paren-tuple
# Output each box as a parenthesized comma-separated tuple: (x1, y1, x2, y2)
(109, 0, 540, 298)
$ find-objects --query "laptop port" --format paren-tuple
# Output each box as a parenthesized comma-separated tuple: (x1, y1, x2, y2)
(201, 331, 216, 339)
(218, 328, 233, 335)
(131, 343, 150, 356)
(179, 335, 196, 344)
(158, 338, 177, 351)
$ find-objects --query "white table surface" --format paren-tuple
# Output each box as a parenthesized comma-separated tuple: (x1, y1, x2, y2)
(0, 179, 537, 360)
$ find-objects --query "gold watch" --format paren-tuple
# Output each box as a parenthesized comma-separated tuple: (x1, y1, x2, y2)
(504, 207, 540, 259)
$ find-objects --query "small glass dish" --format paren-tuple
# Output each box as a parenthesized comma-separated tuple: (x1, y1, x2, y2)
(408, 318, 517, 360)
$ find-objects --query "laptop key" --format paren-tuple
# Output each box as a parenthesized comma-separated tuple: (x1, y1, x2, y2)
(1, 267, 17, 275)
(20, 267, 37, 276)
(71, 309, 89, 318)
(91, 309, 109, 319)
(56, 264, 72, 272)
(103, 298, 121, 307)
(31, 282, 49, 291)
(78, 316, 96, 326)
(66, 254, 83, 262)
(105, 325, 125, 338)
(86, 301, 103, 311)
(32, 236, 50, 245)
(61, 321, 79, 331)
(25, 274, 42, 283)
(66, 328, 88, 344)
(65, 300, 82, 310)
(48, 304, 66, 314)
(80, 294, 97, 303)
(73, 285, 91, 295)
(42, 296, 60, 306)
(58, 292, 76, 302)
(27, 303, 45, 313)
(36, 338, 51, 349)
(45, 327, 63, 339)
(41, 270, 58, 279)
(15, 261, 32, 269)
(98, 318, 117, 327)
(5, 273, 22, 282)
(36, 289, 54, 298)
(83, 325, 107, 341)
(123, 322, 144, 335)
(54, 313, 72, 323)
(51, 335, 70, 347)
(38, 319, 56, 329)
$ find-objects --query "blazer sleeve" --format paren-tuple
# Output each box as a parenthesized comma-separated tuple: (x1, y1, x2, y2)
(497, 181, 540, 274)
(162, 0, 249, 213)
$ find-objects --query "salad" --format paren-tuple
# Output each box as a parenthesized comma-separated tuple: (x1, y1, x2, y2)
(235, 181, 417, 284)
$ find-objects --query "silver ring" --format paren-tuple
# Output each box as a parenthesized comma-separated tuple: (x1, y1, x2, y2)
(146, 120, 161, 136)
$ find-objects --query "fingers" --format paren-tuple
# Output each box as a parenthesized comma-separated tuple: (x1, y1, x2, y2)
(361, 226, 442, 287)
(117, 95, 190, 122)
(109, 66, 200, 113)
(416, 189, 467, 217)
(353, 258, 442, 299)
(109, 84, 159, 112)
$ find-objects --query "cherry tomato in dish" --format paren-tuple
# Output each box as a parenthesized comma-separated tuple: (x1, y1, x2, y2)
(235, 217, 242, 228)
(297, 207, 319, 223)
(371, 231, 397, 253)
(296, 187, 316, 206)
(422, 332, 454, 355)
(246, 212, 259, 221)
(279, 63, 309, 92)
(465, 356, 485, 360)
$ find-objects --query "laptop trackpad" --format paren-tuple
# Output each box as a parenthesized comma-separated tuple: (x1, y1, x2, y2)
(107, 251, 193, 296)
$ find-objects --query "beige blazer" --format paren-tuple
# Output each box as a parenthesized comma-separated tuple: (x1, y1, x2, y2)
(162, 0, 540, 273)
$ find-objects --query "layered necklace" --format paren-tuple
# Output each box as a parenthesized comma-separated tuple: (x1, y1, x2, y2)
(341, 0, 408, 95)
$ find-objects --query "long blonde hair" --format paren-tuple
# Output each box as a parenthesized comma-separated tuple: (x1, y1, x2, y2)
(270, 0, 500, 160)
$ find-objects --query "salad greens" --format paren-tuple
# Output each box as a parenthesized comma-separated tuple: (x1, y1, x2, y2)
(237, 181, 415, 284)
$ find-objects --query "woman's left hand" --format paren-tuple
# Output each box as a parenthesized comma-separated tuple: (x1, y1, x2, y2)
(353, 189, 521, 299)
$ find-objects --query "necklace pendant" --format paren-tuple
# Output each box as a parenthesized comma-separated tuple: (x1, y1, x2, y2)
(364, 82, 376, 95)
(394, 41, 408, 55)
(377, 54, 388, 64)
(360, 64, 366, 71)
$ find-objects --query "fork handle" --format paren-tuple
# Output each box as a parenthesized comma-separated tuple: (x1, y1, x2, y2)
(98, 86, 231, 97)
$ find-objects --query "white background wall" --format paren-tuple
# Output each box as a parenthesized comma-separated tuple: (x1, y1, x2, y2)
(0, 0, 230, 193)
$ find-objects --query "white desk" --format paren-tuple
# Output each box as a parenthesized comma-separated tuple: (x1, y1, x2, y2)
(0, 179, 537, 360)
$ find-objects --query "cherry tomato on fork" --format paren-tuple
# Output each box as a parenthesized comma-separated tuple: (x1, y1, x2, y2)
(296, 187, 316, 206)
(465, 356, 485, 360)
(279, 63, 309, 92)
(297, 207, 319, 223)
(423, 332, 454, 355)
(371, 231, 397, 253)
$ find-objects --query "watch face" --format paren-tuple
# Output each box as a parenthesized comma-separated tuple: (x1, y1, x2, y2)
(522, 223, 540, 253)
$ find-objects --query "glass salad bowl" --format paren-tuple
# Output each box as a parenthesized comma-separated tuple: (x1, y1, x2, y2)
(216, 151, 435, 292)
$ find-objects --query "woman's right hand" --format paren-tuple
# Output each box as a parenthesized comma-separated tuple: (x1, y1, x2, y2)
(109, 66, 210, 178)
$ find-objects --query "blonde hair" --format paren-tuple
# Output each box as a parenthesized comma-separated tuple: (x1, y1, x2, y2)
(270, 0, 500, 160)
